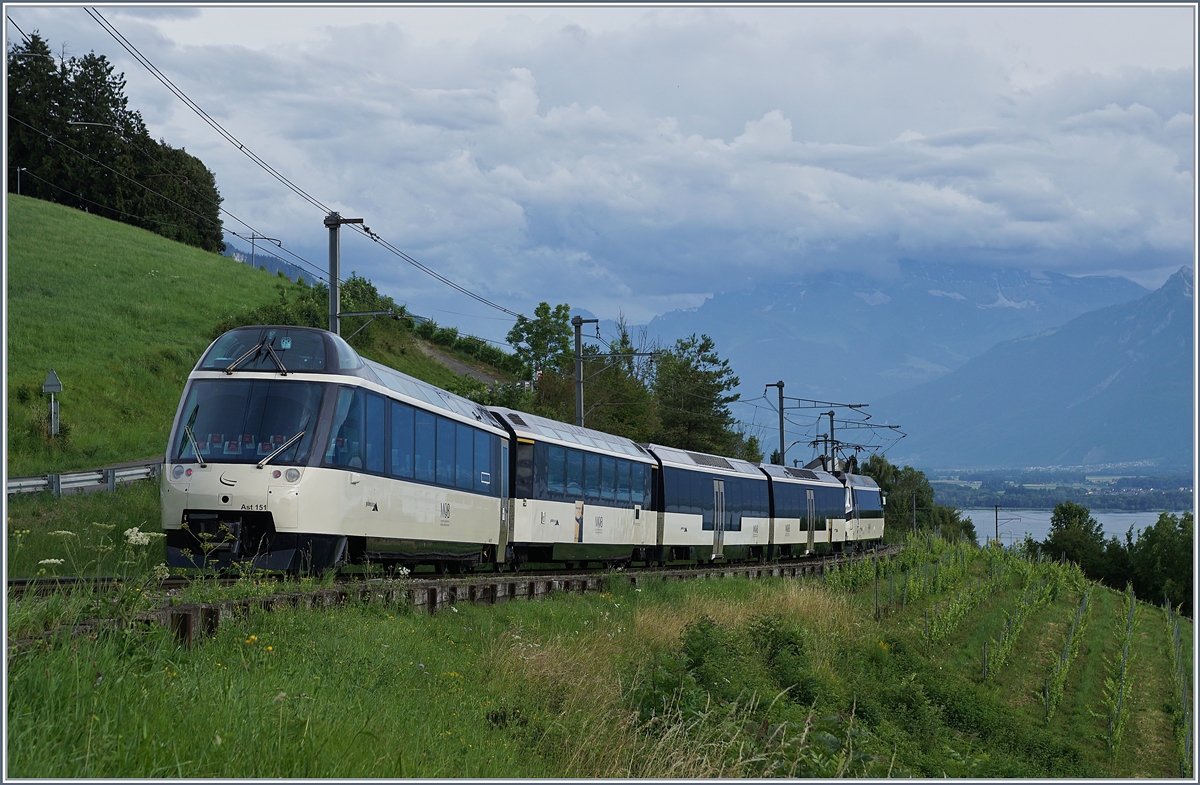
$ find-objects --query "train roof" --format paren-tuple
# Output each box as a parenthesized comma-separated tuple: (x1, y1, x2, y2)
(644, 443, 765, 479)
(838, 472, 882, 490)
(365, 359, 499, 429)
(757, 463, 843, 486)
(197, 325, 501, 430)
(490, 407, 654, 461)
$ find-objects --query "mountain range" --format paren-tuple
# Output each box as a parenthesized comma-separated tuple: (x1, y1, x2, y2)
(642, 260, 1149, 402)
(579, 260, 1190, 470)
(873, 266, 1194, 470)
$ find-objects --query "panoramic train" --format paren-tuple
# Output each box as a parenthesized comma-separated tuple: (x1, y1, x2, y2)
(161, 325, 884, 572)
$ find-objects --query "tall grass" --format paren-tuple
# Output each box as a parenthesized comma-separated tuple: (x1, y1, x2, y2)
(1043, 587, 1092, 721)
(1100, 584, 1137, 758)
(1164, 600, 1193, 776)
(7, 479, 163, 579)
(6, 533, 1188, 777)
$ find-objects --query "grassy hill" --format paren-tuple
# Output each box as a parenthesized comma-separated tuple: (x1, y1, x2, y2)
(5, 195, 513, 476)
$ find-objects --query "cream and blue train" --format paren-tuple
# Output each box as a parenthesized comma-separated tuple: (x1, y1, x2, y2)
(162, 325, 884, 572)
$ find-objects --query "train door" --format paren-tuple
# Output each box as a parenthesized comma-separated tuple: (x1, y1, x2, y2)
(806, 489, 815, 552)
(712, 479, 725, 560)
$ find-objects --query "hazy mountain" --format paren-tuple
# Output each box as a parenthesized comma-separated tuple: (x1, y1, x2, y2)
(644, 260, 1147, 401)
(223, 244, 309, 284)
(874, 267, 1194, 470)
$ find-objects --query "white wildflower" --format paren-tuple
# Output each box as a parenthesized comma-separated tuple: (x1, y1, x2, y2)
(38, 558, 64, 565)
(152, 563, 170, 582)
(49, 530, 77, 537)
(124, 527, 151, 546)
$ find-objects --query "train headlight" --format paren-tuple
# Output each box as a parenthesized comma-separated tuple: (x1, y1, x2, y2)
(272, 470, 282, 479)
(171, 464, 185, 480)
(285, 468, 301, 483)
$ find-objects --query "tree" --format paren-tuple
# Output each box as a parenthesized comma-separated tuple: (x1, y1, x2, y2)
(1127, 511, 1193, 616)
(7, 34, 224, 252)
(861, 453, 975, 545)
(506, 302, 572, 380)
(651, 333, 740, 454)
(7, 34, 69, 202)
(1040, 501, 1107, 576)
(574, 320, 660, 444)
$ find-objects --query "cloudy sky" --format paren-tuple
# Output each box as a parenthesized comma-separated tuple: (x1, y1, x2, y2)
(6, 4, 1195, 344)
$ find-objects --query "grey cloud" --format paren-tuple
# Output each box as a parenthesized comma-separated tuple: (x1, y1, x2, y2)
(6, 6, 1192, 331)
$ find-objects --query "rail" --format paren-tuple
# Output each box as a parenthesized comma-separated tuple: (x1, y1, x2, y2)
(6, 544, 903, 652)
(6, 458, 163, 498)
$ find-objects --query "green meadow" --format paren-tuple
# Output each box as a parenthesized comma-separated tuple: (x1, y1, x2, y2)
(6, 522, 1192, 778)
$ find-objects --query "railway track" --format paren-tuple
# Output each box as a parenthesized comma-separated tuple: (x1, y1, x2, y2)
(7, 546, 899, 652)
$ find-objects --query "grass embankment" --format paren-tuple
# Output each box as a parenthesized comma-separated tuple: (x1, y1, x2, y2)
(6, 194, 513, 476)
(7, 526, 1192, 778)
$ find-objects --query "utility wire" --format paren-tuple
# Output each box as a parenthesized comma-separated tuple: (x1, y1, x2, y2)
(85, 7, 329, 214)
(6, 16, 32, 43)
(85, 6, 520, 321)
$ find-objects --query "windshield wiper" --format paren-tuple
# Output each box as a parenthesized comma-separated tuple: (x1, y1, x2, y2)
(224, 338, 288, 375)
(182, 405, 207, 468)
(257, 415, 310, 469)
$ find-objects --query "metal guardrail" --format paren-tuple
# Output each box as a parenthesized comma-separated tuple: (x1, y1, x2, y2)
(6, 458, 163, 498)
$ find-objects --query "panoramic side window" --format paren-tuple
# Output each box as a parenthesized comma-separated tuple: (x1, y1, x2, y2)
(454, 422, 474, 490)
(414, 410, 436, 483)
(365, 393, 385, 474)
(616, 460, 631, 503)
(546, 445, 566, 498)
(584, 453, 601, 503)
(390, 401, 415, 479)
(324, 388, 364, 469)
(600, 456, 616, 502)
(436, 416, 456, 487)
(566, 449, 583, 498)
(631, 463, 646, 506)
(475, 430, 494, 494)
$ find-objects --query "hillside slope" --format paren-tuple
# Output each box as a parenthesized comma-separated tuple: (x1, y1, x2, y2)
(5, 195, 509, 475)
(875, 267, 1194, 469)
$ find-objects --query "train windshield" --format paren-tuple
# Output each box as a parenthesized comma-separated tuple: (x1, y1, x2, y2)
(173, 379, 324, 464)
(199, 328, 328, 373)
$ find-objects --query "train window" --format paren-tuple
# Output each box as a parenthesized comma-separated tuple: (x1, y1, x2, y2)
(199, 328, 327, 373)
(390, 402, 415, 478)
(631, 463, 646, 506)
(454, 422, 474, 490)
(515, 442, 533, 498)
(436, 417, 456, 487)
(693, 473, 710, 518)
(324, 388, 364, 469)
(174, 379, 323, 464)
(856, 489, 883, 515)
(584, 453, 601, 502)
(663, 468, 679, 513)
(414, 410, 436, 483)
(566, 449, 583, 498)
(365, 393, 385, 474)
(600, 456, 616, 502)
(616, 460, 631, 502)
(475, 430, 494, 494)
(726, 480, 742, 532)
(546, 445, 566, 497)
(330, 333, 364, 370)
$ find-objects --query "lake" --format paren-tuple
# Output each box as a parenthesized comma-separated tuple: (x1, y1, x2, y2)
(959, 508, 1189, 548)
